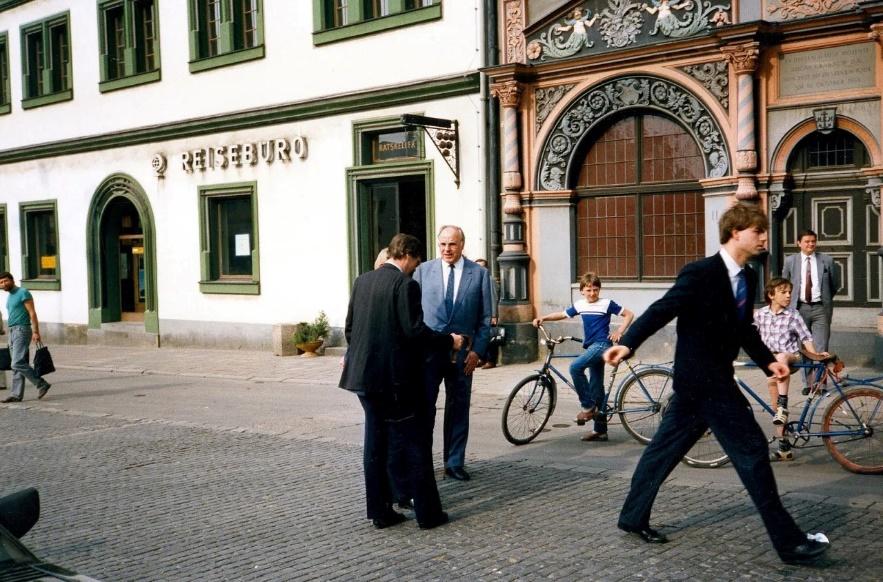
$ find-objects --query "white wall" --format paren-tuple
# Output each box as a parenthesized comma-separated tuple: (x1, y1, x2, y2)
(0, 0, 484, 148)
(0, 92, 484, 331)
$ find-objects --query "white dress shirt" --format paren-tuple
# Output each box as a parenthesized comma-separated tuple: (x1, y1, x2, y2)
(799, 253, 821, 302)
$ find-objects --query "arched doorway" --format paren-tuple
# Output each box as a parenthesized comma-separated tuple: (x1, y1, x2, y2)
(87, 174, 159, 333)
(775, 129, 877, 307)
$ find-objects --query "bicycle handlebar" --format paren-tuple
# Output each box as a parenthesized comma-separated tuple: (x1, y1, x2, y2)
(535, 324, 582, 346)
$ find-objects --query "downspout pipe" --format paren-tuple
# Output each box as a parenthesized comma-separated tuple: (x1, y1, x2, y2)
(482, 0, 501, 282)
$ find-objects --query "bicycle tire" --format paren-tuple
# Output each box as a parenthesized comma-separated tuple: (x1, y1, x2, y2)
(680, 428, 730, 468)
(617, 367, 674, 444)
(821, 386, 883, 474)
(501, 373, 557, 445)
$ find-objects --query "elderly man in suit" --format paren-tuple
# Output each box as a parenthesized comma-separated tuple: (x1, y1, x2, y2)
(604, 204, 830, 565)
(781, 229, 838, 352)
(413, 225, 493, 481)
(340, 233, 462, 530)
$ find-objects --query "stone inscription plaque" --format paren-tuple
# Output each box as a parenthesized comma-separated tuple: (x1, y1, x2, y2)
(779, 43, 875, 97)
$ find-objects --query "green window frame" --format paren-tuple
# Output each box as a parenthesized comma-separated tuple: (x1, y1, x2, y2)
(20, 11, 72, 110)
(313, 0, 441, 46)
(19, 200, 60, 291)
(0, 204, 8, 272)
(198, 182, 260, 294)
(97, 0, 161, 93)
(188, 0, 264, 73)
(0, 33, 10, 114)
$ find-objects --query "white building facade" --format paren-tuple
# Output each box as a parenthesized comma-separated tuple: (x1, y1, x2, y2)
(0, 0, 492, 351)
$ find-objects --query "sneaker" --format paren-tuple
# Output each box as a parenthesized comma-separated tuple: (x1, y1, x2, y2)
(773, 407, 789, 426)
(574, 407, 597, 426)
(37, 384, 50, 400)
(770, 450, 794, 462)
(1, 396, 22, 403)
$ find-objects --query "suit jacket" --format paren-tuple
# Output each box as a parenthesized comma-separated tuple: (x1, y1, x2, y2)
(413, 258, 493, 356)
(619, 254, 775, 399)
(782, 251, 837, 321)
(339, 264, 453, 408)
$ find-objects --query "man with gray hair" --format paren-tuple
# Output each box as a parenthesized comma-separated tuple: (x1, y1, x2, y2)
(413, 225, 493, 481)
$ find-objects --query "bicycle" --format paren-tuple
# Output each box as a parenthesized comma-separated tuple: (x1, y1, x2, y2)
(680, 355, 883, 474)
(501, 325, 674, 445)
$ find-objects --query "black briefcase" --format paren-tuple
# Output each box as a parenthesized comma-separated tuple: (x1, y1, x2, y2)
(0, 347, 10, 371)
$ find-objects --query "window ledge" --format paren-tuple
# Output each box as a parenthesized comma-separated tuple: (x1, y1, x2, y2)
(314, 4, 442, 46)
(189, 45, 265, 74)
(99, 69, 161, 93)
(199, 280, 260, 295)
(22, 279, 61, 291)
(21, 89, 73, 110)
(0, 103, 9, 115)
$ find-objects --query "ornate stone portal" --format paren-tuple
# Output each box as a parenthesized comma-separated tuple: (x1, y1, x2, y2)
(536, 76, 730, 190)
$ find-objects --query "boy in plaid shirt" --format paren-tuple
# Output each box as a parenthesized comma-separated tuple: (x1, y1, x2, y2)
(754, 277, 828, 460)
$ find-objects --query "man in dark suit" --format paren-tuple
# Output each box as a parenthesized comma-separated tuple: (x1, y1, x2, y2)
(604, 204, 831, 565)
(781, 229, 838, 352)
(413, 225, 493, 481)
(339, 233, 462, 530)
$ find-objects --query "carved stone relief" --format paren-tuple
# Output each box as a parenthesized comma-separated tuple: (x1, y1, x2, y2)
(767, 0, 857, 21)
(679, 60, 729, 109)
(505, 1, 526, 64)
(536, 76, 729, 190)
(526, 0, 731, 62)
(535, 84, 576, 133)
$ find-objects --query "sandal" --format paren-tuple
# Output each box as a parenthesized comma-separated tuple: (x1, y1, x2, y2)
(580, 431, 608, 442)
(574, 407, 597, 426)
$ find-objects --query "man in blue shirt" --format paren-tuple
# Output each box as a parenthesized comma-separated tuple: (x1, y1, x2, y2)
(0, 272, 50, 402)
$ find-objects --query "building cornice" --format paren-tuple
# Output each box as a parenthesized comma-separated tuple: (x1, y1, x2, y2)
(0, 0, 33, 12)
(0, 71, 480, 165)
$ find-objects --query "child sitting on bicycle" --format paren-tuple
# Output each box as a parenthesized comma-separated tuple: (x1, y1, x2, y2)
(532, 272, 634, 442)
(754, 277, 829, 461)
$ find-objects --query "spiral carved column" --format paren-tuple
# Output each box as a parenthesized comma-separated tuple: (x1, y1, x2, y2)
(723, 43, 760, 201)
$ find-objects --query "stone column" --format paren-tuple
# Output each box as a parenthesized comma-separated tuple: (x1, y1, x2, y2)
(491, 79, 536, 363)
(722, 43, 760, 201)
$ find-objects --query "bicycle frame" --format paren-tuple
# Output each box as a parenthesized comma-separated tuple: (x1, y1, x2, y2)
(734, 360, 878, 443)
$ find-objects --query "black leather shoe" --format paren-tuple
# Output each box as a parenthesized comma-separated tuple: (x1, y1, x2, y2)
(779, 539, 830, 564)
(617, 522, 668, 544)
(1, 396, 22, 403)
(37, 384, 50, 400)
(444, 467, 471, 481)
(372, 511, 407, 529)
(418, 511, 449, 530)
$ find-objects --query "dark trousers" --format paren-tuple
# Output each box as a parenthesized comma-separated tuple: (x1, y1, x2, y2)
(618, 391, 806, 553)
(358, 395, 443, 524)
(424, 350, 472, 469)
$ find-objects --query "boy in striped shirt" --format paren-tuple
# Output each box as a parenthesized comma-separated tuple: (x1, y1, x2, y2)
(533, 273, 634, 441)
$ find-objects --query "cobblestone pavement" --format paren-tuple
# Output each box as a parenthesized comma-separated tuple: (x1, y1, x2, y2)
(0, 345, 880, 581)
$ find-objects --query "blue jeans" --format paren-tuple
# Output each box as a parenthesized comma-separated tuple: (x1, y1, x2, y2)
(569, 340, 611, 433)
(9, 325, 48, 400)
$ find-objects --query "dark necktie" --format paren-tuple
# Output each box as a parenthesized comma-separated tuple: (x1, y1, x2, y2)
(444, 264, 455, 317)
(804, 256, 812, 303)
(735, 269, 748, 320)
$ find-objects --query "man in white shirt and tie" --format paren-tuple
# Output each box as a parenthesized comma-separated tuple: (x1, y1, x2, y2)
(781, 230, 839, 352)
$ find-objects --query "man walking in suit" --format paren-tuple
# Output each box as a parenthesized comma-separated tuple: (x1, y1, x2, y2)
(339, 233, 462, 530)
(413, 225, 493, 481)
(604, 204, 830, 564)
(781, 229, 838, 352)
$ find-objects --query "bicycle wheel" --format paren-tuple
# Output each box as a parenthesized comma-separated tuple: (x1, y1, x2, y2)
(501, 373, 557, 445)
(617, 367, 673, 444)
(681, 428, 730, 468)
(821, 386, 883, 474)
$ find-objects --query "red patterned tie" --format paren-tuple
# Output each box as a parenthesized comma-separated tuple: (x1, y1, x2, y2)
(804, 256, 812, 304)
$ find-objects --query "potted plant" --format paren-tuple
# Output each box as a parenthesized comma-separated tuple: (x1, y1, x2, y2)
(292, 311, 329, 357)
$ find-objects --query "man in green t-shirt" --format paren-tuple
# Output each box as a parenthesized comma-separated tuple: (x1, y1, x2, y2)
(0, 272, 50, 402)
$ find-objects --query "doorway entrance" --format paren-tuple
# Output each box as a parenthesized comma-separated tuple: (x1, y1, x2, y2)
(777, 129, 877, 307)
(118, 235, 146, 320)
(357, 175, 427, 274)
